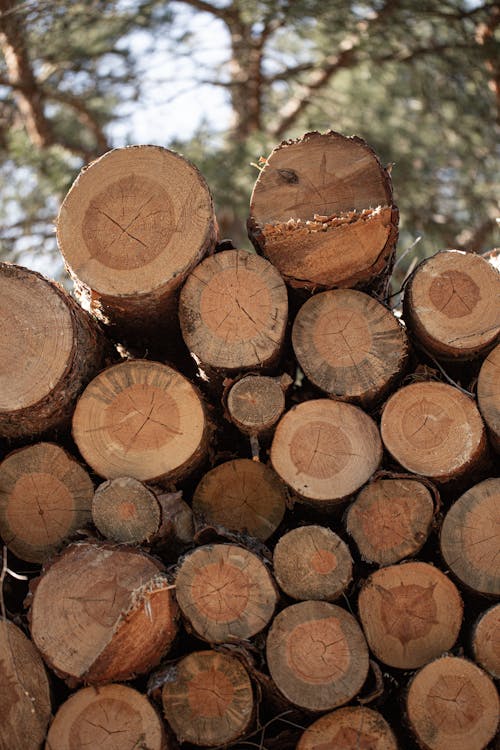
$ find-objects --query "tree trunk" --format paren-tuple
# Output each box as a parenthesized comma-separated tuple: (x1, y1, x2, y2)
(225, 373, 291, 438)
(266, 600, 369, 711)
(72, 359, 210, 484)
(273, 525, 352, 602)
(0, 263, 107, 442)
(29, 541, 178, 685)
(292, 289, 409, 407)
(179, 248, 288, 382)
(192, 458, 287, 542)
(248, 131, 398, 296)
(0, 442, 94, 563)
(57, 145, 218, 352)
(270, 399, 382, 508)
(345, 474, 437, 566)
(477, 341, 500, 452)
(358, 561, 463, 670)
(297, 706, 398, 750)
(380, 381, 488, 483)
(440, 477, 500, 597)
(0, 619, 51, 750)
(174, 543, 277, 643)
(472, 604, 500, 680)
(406, 656, 499, 750)
(92, 476, 161, 544)
(45, 684, 169, 750)
(161, 650, 254, 747)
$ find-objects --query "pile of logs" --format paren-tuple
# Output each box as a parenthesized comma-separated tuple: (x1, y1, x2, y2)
(0, 131, 499, 750)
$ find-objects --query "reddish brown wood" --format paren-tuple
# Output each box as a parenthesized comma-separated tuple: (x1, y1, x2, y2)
(297, 706, 398, 749)
(472, 604, 500, 679)
(477, 342, 500, 452)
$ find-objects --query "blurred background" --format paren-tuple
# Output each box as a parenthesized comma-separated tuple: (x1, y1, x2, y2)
(0, 0, 498, 285)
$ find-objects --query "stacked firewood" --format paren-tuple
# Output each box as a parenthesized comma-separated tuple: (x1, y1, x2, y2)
(0, 131, 499, 750)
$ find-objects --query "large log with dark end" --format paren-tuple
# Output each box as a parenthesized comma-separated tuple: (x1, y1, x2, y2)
(0, 263, 107, 441)
(248, 131, 398, 296)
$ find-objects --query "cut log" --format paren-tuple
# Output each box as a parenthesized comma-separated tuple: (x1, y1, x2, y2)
(92, 476, 161, 544)
(226, 373, 290, 437)
(72, 359, 209, 483)
(155, 490, 194, 547)
(273, 525, 352, 601)
(0, 263, 106, 441)
(403, 250, 500, 361)
(297, 706, 398, 750)
(440, 477, 500, 597)
(270, 399, 382, 507)
(380, 382, 487, 482)
(0, 442, 93, 563)
(406, 656, 499, 750)
(57, 145, 218, 346)
(472, 604, 500, 679)
(175, 543, 277, 643)
(358, 561, 463, 669)
(345, 476, 436, 566)
(45, 683, 168, 750)
(477, 341, 500, 452)
(292, 289, 409, 407)
(29, 541, 178, 685)
(161, 649, 254, 747)
(192, 459, 287, 542)
(179, 249, 288, 377)
(266, 600, 369, 711)
(0, 619, 51, 750)
(248, 131, 398, 294)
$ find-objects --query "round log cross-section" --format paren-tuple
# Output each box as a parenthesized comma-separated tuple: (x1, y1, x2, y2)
(226, 374, 288, 437)
(92, 476, 161, 544)
(0, 263, 106, 441)
(292, 289, 409, 407)
(358, 561, 463, 669)
(266, 600, 369, 711)
(403, 250, 500, 361)
(45, 684, 168, 750)
(162, 650, 254, 747)
(440, 477, 500, 597)
(477, 342, 500, 452)
(179, 249, 288, 375)
(72, 359, 208, 483)
(273, 525, 353, 601)
(406, 656, 499, 750)
(271, 399, 382, 506)
(248, 131, 398, 293)
(297, 706, 398, 750)
(57, 145, 218, 341)
(175, 543, 277, 643)
(380, 382, 487, 482)
(30, 542, 178, 684)
(472, 604, 500, 679)
(0, 442, 94, 563)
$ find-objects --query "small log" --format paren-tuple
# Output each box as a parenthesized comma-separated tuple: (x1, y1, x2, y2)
(192, 459, 287, 542)
(472, 604, 500, 679)
(345, 475, 436, 566)
(358, 561, 463, 670)
(477, 341, 500, 452)
(92, 476, 161, 544)
(270, 399, 382, 507)
(406, 656, 499, 750)
(273, 525, 352, 601)
(29, 541, 178, 685)
(403, 249, 500, 361)
(161, 649, 254, 747)
(297, 706, 398, 750)
(248, 131, 398, 295)
(266, 600, 369, 711)
(292, 289, 409, 407)
(440, 477, 500, 597)
(0, 619, 51, 750)
(380, 382, 487, 482)
(179, 249, 288, 378)
(45, 683, 168, 750)
(0, 263, 106, 441)
(0, 442, 93, 563)
(57, 145, 218, 347)
(225, 373, 291, 437)
(72, 359, 209, 483)
(175, 543, 277, 643)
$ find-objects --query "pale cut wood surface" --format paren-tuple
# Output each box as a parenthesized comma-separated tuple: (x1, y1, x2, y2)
(477, 341, 500, 451)
(92, 476, 161, 543)
(297, 706, 398, 750)
(226, 374, 288, 435)
(472, 604, 500, 679)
